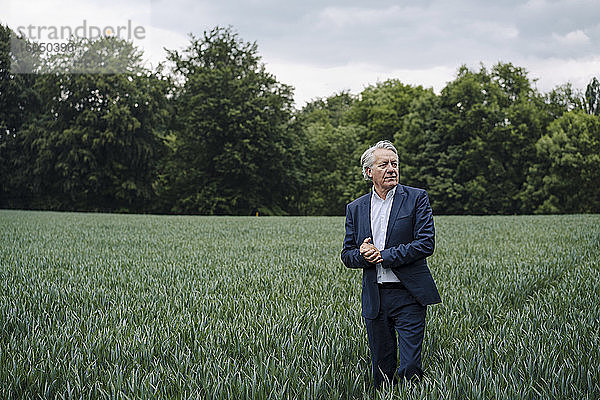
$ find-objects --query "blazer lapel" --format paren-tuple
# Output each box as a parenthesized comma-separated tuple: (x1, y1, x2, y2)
(360, 191, 372, 239)
(385, 185, 406, 248)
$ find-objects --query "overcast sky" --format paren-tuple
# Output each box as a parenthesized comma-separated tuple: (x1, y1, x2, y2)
(4, 0, 600, 107)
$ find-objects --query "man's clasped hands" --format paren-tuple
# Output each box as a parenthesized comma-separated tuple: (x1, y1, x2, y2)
(360, 237, 383, 264)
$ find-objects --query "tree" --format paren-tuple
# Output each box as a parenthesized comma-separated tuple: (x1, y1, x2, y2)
(584, 77, 600, 116)
(163, 26, 300, 215)
(346, 80, 428, 144)
(544, 83, 584, 120)
(2, 36, 169, 211)
(301, 123, 366, 215)
(296, 91, 355, 128)
(0, 24, 43, 207)
(0, 25, 41, 138)
(295, 92, 372, 215)
(394, 89, 455, 213)
(526, 111, 600, 214)
(434, 63, 547, 214)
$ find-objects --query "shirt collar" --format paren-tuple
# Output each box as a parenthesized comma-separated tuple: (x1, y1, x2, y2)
(372, 185, 396, 202)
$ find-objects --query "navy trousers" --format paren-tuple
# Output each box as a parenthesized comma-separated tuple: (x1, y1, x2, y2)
(364, 284, 427, 388)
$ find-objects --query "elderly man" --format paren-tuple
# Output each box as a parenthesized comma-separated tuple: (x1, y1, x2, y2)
(341, 140, 441, 388)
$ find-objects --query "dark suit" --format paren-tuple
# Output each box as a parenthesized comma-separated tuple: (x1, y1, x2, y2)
(341, 184, 441, 386)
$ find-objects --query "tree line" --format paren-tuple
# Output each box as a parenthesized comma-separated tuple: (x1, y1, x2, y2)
(1, 25, 599, 215)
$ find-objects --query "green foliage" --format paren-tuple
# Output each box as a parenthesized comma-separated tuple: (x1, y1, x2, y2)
(346, 80, 428, 143)
(302, 123, 366, 215)
(161, 27, 299, 215)
(527, 111, 600, 214)
(295, 92, 368, 215)
(428, 63, 548, 214)
(1, 35, 169, 212)
(0, 25, 43, 206)
(297, 91, 355, 128)
(544, 83, 585, 120)
(2, 20, 600, 215)
(585, 77, 600, 116)
(1, 211, 599, 399)
(0, 25, 41, 138)
(395, 89, 452, 212)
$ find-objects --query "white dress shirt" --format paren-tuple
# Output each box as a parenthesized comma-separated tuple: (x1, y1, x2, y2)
(370, 186, 401, 283)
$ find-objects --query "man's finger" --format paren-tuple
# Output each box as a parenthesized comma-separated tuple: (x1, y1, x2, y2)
(365, 250, 381, 262)
(363, 248, 375, 257)
(360, 242, 375, 253)
(363, 237, 372, 244)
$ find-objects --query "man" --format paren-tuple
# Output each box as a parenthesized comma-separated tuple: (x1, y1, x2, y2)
(341, 140, 441, 389)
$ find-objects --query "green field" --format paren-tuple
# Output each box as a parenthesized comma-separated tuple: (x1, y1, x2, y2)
(1, 210, 599, 399)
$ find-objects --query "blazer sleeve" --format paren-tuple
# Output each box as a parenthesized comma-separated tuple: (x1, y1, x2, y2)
(379, 190, 435, 268)
(341, 203, 372, 269)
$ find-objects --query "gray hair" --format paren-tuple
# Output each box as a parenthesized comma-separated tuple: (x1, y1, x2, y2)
(360, 140, 398, 181)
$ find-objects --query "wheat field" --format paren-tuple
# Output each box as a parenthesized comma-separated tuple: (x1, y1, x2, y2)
(1, 210, 599, 399)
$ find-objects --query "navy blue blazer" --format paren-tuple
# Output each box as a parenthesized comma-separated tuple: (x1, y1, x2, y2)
(341, 184, 441, 319)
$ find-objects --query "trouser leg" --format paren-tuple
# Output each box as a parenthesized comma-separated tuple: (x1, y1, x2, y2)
(364, 312, 397, 388)
(388, 289, 427, 382)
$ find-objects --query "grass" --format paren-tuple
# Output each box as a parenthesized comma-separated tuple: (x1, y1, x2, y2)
(1, 210, 599, 399)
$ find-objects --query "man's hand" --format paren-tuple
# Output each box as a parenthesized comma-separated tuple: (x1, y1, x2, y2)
(360, 237, 383, 264)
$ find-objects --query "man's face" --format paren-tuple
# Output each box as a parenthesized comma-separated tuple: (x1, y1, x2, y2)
(368, 148, 399, 195)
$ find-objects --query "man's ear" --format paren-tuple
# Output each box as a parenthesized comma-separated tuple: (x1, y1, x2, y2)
(366, 168, 372, 178)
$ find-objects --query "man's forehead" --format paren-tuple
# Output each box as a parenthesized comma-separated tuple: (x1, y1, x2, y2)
(373, 148, 397, 159)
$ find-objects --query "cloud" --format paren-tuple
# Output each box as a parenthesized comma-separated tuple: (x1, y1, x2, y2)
(132, 0, 600, 104)
(4, 0, 152, 45)
(469, 21, 519, 41)
(525, 55, 600, 91)
(5, 0, 600, 104)
(143, 25, 189, 70)
(315, 5, 411, 29)
(552, 29, 590, 45)
(264, 57, 455, 107)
